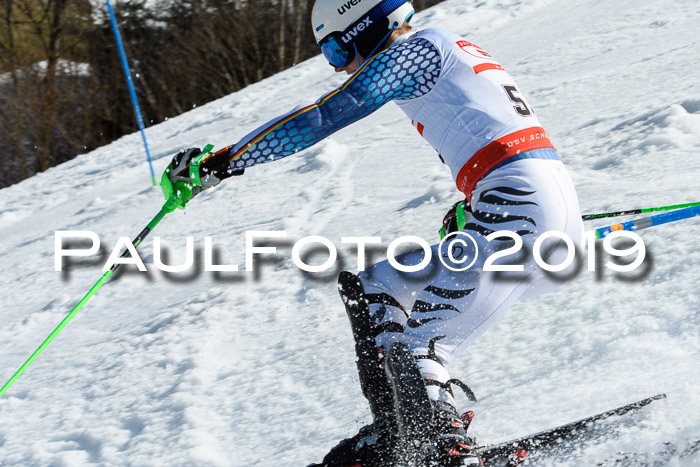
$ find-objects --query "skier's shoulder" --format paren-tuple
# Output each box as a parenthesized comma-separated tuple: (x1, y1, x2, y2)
(411, 29, 502, 69)
(384, 28, 447, 65)
(406, 27, 463, 47)
(392, 27, 472, 61)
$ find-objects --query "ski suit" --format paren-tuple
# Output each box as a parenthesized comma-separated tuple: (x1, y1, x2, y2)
(223, 28, 583, 405)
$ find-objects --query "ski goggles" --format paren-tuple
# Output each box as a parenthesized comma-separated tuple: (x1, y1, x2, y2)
(320, 34, 356, 68)
(317, 0, 410, 68)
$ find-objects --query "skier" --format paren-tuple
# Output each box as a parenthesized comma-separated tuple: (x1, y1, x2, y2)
(164, 0, 583, 464)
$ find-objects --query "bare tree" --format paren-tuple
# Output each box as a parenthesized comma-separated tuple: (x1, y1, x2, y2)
(0, 0, 447, 188)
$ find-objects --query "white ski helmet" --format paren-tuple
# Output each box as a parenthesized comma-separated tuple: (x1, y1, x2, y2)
(312, 0, 414, 67)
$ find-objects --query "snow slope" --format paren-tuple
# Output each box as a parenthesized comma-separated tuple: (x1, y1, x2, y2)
(1, 0, 699, 465)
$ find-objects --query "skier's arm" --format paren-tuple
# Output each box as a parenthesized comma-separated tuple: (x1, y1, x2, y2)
(224, 37, 442, 171)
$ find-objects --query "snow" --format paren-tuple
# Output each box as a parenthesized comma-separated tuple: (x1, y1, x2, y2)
(1, 0, 699, 465)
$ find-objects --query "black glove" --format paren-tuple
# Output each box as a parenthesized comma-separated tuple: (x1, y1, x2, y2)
(162, 146, 244, 207)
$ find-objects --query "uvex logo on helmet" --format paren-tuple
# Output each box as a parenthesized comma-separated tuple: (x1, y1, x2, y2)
(340, 17, 373, 43)
(337, 0, 362, 15)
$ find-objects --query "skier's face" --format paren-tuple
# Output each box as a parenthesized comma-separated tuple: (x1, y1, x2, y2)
(334, 54, 362, 75)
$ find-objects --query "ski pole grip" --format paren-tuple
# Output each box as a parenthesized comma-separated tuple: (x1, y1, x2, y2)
(189, 144, 215, 187)
(160, 168, 186, 211)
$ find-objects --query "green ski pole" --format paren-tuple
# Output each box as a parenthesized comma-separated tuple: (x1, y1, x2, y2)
(0, 206, 171, 399)
(582, 201, 700, 221)
(0, 145, 214, 399)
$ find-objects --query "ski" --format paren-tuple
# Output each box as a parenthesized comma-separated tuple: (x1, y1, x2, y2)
(313, 339, 665, 467)
(475, 393, 667, 466)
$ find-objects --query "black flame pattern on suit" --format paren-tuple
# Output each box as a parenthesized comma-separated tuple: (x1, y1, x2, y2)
(366, 292, 408, 334)
(414, 335, 446, 365)
(471, 209, 537, 227)
(477, 186, 538, 206)
(365, 293, 408, 316)
(466, 186, 540, 237)
(406, 286, 474, 329)
(424, 285, 475, 300)
(463, 221, 497, 237)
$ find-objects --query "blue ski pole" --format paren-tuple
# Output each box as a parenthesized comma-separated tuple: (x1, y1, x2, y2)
(595, 205, 700, 238)
(106, 0, 157, 186)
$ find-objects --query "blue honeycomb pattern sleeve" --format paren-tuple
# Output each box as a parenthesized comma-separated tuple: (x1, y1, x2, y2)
(226, 37, 442, 169)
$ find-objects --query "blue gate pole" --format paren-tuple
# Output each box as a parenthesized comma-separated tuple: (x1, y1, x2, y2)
(106, 0, 157, 186)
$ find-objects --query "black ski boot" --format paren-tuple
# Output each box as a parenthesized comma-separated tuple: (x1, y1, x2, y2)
(384, 342, 481, 467)
(309, 272, 399, 467)
(427, 400, 481, 466)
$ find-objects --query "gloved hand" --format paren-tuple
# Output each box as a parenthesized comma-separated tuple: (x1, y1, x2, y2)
(439, 198, 471, 240)
(162, 146, 244, 209)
